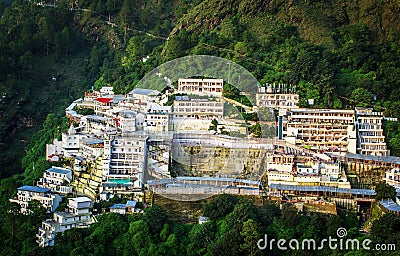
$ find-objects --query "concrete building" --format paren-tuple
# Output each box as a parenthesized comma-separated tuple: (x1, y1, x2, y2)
(173, 96, 224, 131)
(109, 200, 138, 214)
(128, 88, 162, 104)
(267, 156, 347, 188)
(144, 104, 172, 132)
(283, 108, 357, 154)
(144, 113, 170, 132)
(9, 186, 62, 214)
(173, 96, 224, 119)
(384, 168, 400, 190)
(37, 167, 73, 194)
(355, 108, 388, 156)
(99, 86, 114, 95)
(46, 139, 63, 161)
(267, 169, 350, 188)
(61, 125, 82, 156)
(36, 197, 93, 247)
(80, 138, 104, 159)
(102, 134, 148, 190)
(178, 78, 223, 96)
(256, 85, 299, 109)
(115, 110, 138, 133)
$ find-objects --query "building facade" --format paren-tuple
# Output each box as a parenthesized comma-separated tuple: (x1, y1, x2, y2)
(9, 186, 62, 214)
(256, 84, 299, 109)
(384, 168, 400, 189)
(37, 167, 73, 194)
(178, 78, 223, 95)
(283, 108, 357, 154)
(36, 197, 93, 247)
(173, 97, 224, 119)
(355, 108, 388, 156)
(102, 135, 148, 189)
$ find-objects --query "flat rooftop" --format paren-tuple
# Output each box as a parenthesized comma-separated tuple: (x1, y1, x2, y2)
(46, 167, 71, 175)
(269, 184, 376, 196)
(110, 204, 126, 209)
(18, 185, 50, 193)
(69, 197, 92, 203)
(379, 199, 400, 212)
(129, 88, 161, 96)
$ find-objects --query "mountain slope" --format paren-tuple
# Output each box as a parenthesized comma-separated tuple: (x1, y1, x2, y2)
(168, 0, 400, 47)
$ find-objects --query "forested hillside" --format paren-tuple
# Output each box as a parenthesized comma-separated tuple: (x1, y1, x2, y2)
(1, 0, 400, 254)
(3, 194, 400, 256)
(1, 0, 400, 179)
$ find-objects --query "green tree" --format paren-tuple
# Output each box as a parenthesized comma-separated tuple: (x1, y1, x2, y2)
(371, 213, 400, 247)
(160, 223, 170, 242)
(5, 202, 21, 239)
(27, 199, 46, 226)
(240, 219, 260, 256)
(249, 123, 261, 138)
(375, 182, 396, 200)
(351, 88, 372, 107)
(187, 221, 215, 256)
(143, 205, 167, 235)
(209, 119, 218, 132)
(203, 194, 239, 220)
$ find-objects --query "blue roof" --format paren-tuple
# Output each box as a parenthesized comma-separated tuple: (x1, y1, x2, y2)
(176, 176, 261, 186)
(343, 153, 400, 165)
(126, 200, 137, 207)
(46, 167, 71, 175)
(18, 185, 50, 193)
(380, 199, 400, 212)
(269, 184, 376, 196)
(110, 204, 126, 209)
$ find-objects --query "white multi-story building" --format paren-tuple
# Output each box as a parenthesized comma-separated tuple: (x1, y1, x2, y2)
(37, 167, 73, 194)
(9, 186, 62, 214)
(173, 96, 224, 119)
(62, 125, 82, 156)
(173, 96, 224, 131)
(384, 168, 400, 190)
(256, 85, 299, 109)
(102, 135, 148, 190)
(256, 93, 299, 109)
(178, 78, 223, 96)
(128, 88, 162, 104)
(145, 113, 170, 132)
(355, 108, 388, 156)
(115, 110, 138, 133)
(99, 86, 114, 95)
(46, 139, 63, 161)
(267, 163, 349, 188)
(283, 108, 357, 154)
(80, 138, 105, 159)
(144, 105, 171, 132)
(36, 197, 93, 247)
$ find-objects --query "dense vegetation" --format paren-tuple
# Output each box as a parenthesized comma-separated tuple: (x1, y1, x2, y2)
(1, 0, 400, 254)
(1, 0, 400, 178)
(1, 194, 398, 256)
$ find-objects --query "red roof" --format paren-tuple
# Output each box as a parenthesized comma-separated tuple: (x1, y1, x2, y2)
(96, 97, 113, 104)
